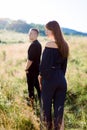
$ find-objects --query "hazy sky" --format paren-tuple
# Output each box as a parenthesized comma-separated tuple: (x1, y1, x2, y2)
(0, 0, 87, 32)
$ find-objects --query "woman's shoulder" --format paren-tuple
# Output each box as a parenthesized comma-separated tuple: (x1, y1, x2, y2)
(45, 41, 52, 47)
(45, 41, 58, 49)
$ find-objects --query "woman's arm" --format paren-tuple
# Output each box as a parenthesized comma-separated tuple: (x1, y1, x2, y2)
(38, 75, 42, 90)
(61, 58, 67, 76)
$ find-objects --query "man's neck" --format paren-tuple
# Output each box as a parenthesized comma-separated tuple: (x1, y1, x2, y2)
(32, 39, 37, 42)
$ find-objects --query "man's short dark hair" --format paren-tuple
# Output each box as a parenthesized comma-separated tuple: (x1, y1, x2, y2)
(30, 28, 39, 35)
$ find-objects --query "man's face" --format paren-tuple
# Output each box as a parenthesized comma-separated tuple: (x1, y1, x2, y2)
(28, 30, 37, 41)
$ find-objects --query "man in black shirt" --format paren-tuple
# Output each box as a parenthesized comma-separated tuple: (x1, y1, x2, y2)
(25, 28, 42, 106)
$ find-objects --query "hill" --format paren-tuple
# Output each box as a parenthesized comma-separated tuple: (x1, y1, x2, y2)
(0, 18, 87, 36)
(62, 28, 87, 36)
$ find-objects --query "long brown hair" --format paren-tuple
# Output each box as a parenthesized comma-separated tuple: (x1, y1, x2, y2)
(46, 21, 69, 58)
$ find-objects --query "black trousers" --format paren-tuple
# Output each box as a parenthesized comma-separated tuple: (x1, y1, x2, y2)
(26, 72, 41, 99)
(40, 70, 67, 130)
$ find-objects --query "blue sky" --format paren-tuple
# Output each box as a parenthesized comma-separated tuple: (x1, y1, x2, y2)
(0, 0, 87, 32)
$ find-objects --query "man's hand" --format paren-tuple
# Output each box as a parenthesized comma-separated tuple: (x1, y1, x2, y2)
(25, 69, 29, 74)
(25, 60, 33, 74)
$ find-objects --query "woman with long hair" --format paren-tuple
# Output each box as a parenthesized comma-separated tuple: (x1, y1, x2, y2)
(38, 21, 69, 130)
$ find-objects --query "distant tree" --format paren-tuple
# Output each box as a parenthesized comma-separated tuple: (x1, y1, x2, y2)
(6, 20, 32, 33)
(0, 18, 10, 29)
(29, 23, 45, 36)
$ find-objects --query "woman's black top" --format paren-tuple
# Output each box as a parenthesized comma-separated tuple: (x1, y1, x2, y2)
(40, 47, 67, 80)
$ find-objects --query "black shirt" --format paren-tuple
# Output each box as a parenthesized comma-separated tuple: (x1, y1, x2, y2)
(27, 40, 42, 73)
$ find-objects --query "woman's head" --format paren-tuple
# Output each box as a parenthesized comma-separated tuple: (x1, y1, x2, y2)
(45, 21, 61, 40)
(45, 21, 69, 58)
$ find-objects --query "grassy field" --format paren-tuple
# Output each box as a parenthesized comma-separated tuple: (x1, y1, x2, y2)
(0, 30, 87, 130)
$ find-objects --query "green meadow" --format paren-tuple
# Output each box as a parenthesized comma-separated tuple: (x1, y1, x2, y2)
(0, 30, 87, 130)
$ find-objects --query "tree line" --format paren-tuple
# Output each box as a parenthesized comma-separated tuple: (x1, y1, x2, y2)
(0, 19, 45, 36)
(0, 18, 87, 36)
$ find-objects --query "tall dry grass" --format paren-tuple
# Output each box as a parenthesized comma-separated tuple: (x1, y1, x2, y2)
(0, 30, 87, 130)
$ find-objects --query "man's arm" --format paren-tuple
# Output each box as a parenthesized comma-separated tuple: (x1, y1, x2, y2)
(25, 60, 32, 73)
